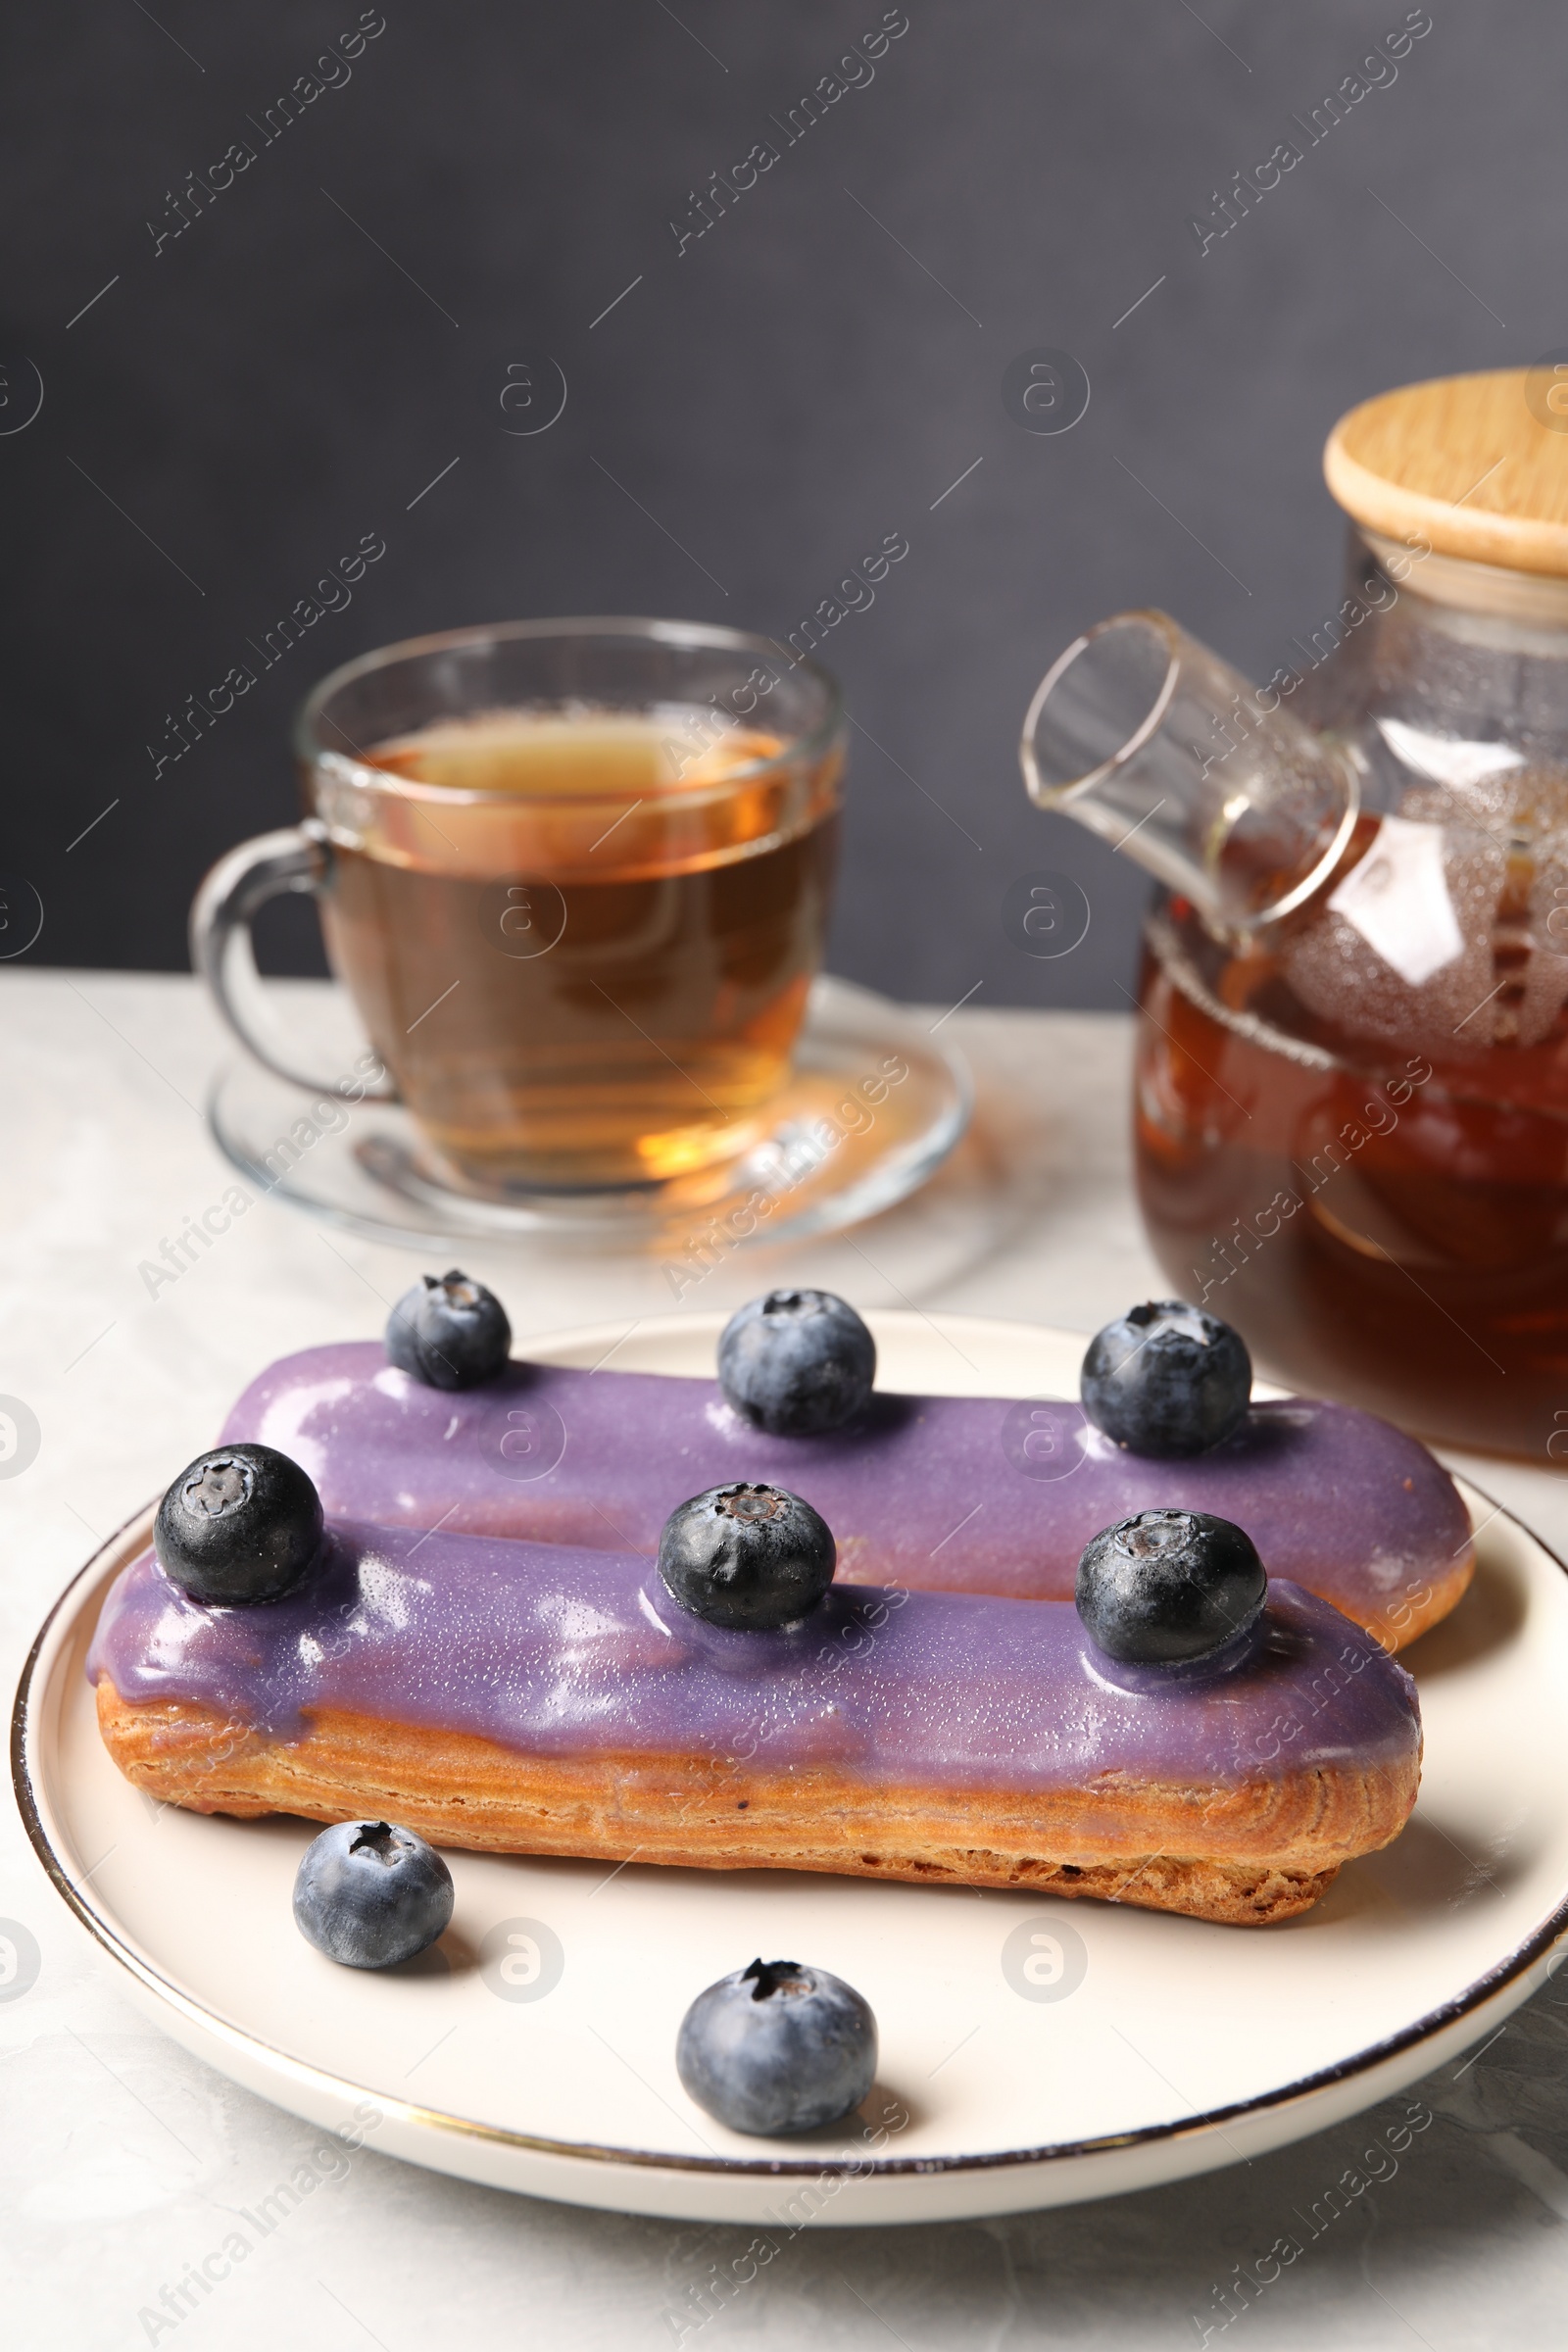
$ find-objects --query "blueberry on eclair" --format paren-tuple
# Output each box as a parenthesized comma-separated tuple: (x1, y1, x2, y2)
(154, 1443, 323, 1605)
(385, 1269, 511, 1391)
(1076, 1508, 1266, 1664)
(659, 1484, 836, 1631)
(717, 1290, 875, 1436)
(1080, 1300, 1251, 1457)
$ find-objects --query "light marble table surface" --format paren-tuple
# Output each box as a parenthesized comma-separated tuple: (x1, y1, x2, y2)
(5, 967, 1568, 2352)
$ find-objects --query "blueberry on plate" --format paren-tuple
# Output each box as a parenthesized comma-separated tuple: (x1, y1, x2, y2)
(1076, 1508, 1266, 1664)
(1080, 1300, 1251, 1457)
(717, 1290, 875, 1436)
(385, 1269, 512, 1392)
(293, 1820, 454, 1969)
(659, 1484, 836, 1632)
(677, 1958, 877, 2134)
(154, 1444, 323, 1606)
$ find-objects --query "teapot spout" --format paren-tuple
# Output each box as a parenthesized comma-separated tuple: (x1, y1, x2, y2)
(1019, 611, 1360, 931)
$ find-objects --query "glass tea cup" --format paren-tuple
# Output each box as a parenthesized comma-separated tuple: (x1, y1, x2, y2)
(191, 618, 846, 1195)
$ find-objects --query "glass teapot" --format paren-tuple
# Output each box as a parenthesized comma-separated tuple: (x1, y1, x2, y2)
(1019, 368, 1568, 1459)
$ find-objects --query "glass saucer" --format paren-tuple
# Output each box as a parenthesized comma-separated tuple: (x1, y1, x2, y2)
(207, 977, 971, 1254)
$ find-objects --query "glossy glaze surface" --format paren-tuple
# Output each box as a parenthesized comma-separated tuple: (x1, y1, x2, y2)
(220, 1344, 1470, 1622)
(88, 1519, 1419, 1789)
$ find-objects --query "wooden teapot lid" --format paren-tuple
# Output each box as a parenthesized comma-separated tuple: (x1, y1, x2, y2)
(1324, 368, 1568, 577)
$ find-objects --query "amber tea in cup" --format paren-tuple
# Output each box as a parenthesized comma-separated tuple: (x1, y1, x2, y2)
(194, 620, 844, 1194)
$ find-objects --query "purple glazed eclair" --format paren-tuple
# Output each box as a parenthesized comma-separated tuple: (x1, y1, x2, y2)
(89, 1515, 1422, 1925)
(220, 1344, 1474, 1649)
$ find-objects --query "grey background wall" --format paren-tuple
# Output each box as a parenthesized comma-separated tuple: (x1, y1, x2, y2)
(0, 1, 1555, 1007)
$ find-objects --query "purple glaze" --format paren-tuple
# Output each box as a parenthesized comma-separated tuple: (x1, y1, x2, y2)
(219, 1345, 1470, 1628)
(87, 1521, 1418, 1792)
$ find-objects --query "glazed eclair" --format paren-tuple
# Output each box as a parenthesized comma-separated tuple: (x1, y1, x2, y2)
(220, 1341, 1473, 1649)
(90, 1509, 1422, 1926)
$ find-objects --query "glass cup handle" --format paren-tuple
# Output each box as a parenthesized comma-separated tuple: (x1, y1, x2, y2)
(189, 820, 397, 1100)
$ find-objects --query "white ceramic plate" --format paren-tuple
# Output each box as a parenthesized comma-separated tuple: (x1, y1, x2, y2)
(16, 1314, 1568, 2225)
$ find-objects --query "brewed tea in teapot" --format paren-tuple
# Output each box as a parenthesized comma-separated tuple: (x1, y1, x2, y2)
(1022, 369, 1568, 1459)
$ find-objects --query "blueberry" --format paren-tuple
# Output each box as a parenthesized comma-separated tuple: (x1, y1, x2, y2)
(717, 1290, 875, 1436)
(1080, 1300, 1251, 1456)
(658, 1484, 836, 1632)
(1076, 1508, 1266, 1664)
(385, 1269, 511, 1392)
(676, 1958, 877, 2135)
(292, 1820, 454, 1970)
(154, 1444, 322, 1606)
